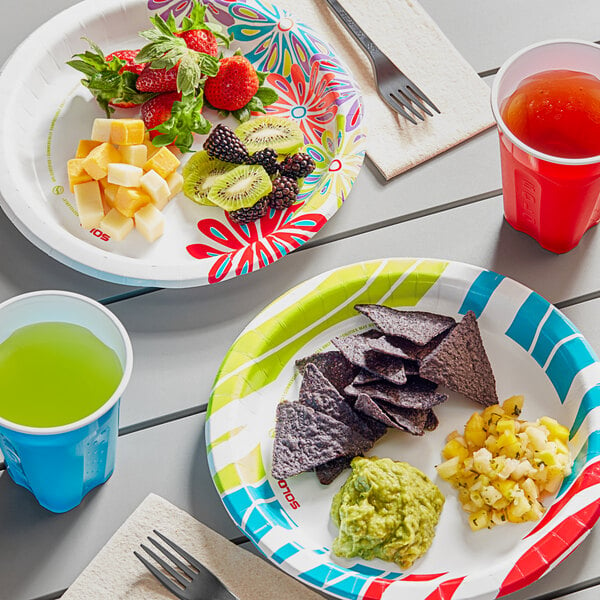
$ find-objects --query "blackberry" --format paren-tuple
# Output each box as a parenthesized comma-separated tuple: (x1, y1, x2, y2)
(228, 198, 269, 224)
(279, 152, 315, 179)
(203, 124, 249, 164)
(246, 148, 279, 175)
(267, 176, 299, 210)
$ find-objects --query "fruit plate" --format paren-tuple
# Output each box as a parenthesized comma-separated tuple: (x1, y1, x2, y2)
(206, 258, 600, 600)
(0, 0, 365, 288)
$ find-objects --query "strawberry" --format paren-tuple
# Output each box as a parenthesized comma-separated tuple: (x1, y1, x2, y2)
(135, 1, 224, 96)
(204, 55, 259, 112)
(141, 92, 211, 152)
(141, 92, 182, 138)
(67, 39, 154, 116)
(106, 49, 145, 75)
(175, 29, 218, 56)
(136, 63, 179, 93)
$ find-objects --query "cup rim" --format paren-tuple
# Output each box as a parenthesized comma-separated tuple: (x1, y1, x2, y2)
(490, 38, 600, 166)
(0, 290, 133, 436)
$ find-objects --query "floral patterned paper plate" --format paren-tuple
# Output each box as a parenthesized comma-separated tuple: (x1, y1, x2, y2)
(0, 0, 365, 287)
(206, 258, 600, 600)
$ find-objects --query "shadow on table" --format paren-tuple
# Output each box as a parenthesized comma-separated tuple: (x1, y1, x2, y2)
(487, 218, 598, 303)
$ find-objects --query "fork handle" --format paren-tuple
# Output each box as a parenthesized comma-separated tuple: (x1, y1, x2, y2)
(324, 0, 385, 63)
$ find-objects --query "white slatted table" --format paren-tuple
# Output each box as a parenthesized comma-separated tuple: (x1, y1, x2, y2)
(1, 2, 600, 599)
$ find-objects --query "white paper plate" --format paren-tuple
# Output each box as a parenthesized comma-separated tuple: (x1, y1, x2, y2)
(0, 0, 365, 287)
(206, 258, 600, 600)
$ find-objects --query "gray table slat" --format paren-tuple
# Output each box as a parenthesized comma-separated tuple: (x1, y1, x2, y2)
(109, 194, 600, 427)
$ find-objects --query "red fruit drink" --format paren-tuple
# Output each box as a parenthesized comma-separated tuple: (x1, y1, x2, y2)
(491, 40, 600, 254)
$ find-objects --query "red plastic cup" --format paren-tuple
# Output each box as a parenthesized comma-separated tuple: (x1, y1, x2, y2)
(491, 40, 600, 254)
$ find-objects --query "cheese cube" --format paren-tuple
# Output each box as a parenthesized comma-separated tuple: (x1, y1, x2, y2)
(99, 178, 119, 206)
(74, 181, 104, 229)
(114, 186, 151, 218)
(140, 169, 171, 210)
(91, 118, 113, 142)
(107, 163, 143, 188)
(166, 171, 184, 198)
(110, 119, 145, 146)
(100, 208, 134, 241)
(82, 143, 122, 180)
(143, 146, 180, 179)
(134, 203, 165, 243)
(119, 144, 148, 168)
(67, 158, 93, 192)
(76, 139, 102, 159)
(143, 137, 159, 159)
(101, 196, 112, 216)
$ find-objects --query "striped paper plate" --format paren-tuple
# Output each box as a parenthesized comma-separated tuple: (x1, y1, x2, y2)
(0, 0, 365, 287)
(206, 258, 600, 600)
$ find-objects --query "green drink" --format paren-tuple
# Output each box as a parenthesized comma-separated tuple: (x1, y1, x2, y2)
(0, 322, 123, 427)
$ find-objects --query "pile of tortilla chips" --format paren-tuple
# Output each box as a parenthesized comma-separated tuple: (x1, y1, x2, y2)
(271, 306, 497, 484)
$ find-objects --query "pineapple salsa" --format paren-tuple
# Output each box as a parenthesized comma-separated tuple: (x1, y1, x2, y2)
(436, 395, 572, 531)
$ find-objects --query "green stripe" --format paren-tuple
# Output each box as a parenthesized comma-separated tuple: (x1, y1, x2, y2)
(213, 444, 264, 494)
(209, 259, 448, 414)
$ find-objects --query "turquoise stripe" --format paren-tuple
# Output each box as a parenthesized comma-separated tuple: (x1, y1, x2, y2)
(506, 292, 549, 352)
(545, 337, 597, 402)
(571, 385, 600, 439)
(558, 430, 600, 496)
(298, 564, 365, 599)
(458, 270, 505, 317)
(271, 542, 302, 564)
(350, 564, 386, 577)
(531, 309, 578, 367)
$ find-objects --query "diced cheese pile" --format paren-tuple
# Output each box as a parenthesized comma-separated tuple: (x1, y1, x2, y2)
(436, 395, 572, 531)
(67, 118, 184, 243)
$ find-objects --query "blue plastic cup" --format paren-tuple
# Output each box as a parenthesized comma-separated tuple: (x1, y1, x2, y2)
(0, 291, 133, 513)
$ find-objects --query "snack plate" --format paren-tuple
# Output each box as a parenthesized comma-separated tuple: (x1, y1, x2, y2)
(0, 0, 365, 287)
(206, 258, 600, 600)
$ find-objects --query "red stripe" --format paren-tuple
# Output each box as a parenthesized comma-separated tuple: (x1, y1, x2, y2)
(423, 576, 466, 600)
(361, 578, 395, 600)
(402, 572, 448, 582)
(526, 460, 600, 538)
(499, 502, 600, 596)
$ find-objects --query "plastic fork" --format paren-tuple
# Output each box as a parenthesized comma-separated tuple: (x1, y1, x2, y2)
(324, 0, 440, 124)
(134, 530, 239, 600)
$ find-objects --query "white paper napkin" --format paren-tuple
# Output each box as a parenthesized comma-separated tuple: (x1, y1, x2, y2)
(61, 494, 324, 599)
(275, 0, 495, 179)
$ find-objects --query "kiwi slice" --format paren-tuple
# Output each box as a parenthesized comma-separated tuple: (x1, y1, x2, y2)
(207, 164, 272, 211)
(182, 151, 237, 206)
(235, 116, 304, 154)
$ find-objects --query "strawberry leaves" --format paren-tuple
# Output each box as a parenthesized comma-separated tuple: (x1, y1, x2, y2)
(150, 93, 211, 153)
(136, 15, 219, 96)
(177, 2, 231, 47)
(67, 38, 154, 117)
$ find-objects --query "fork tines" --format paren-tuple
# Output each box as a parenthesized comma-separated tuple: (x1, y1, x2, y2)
(389, 84, 440, 125)
(134, 530, 200, 597)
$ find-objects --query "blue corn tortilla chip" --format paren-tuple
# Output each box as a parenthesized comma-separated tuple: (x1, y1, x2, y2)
(419, 310, 498, 407)
(425, 410, 439, 431)
(271, 402, 372, 480)
(344, 377, 447, 410)
(368, 333, 450, 363)
(295, 350, 358, 395)
(378, 401, 428, 436)
(355, 304, 456, 346)
(352, 369, 382, 385)
(300, 363, 379, 444)
(316, 456, 354, 485)
(332, 334, 407, 386)
(354, 393, 399, 429)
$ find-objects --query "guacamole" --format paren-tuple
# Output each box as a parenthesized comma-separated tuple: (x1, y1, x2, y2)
(330, 456, 444, 568)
